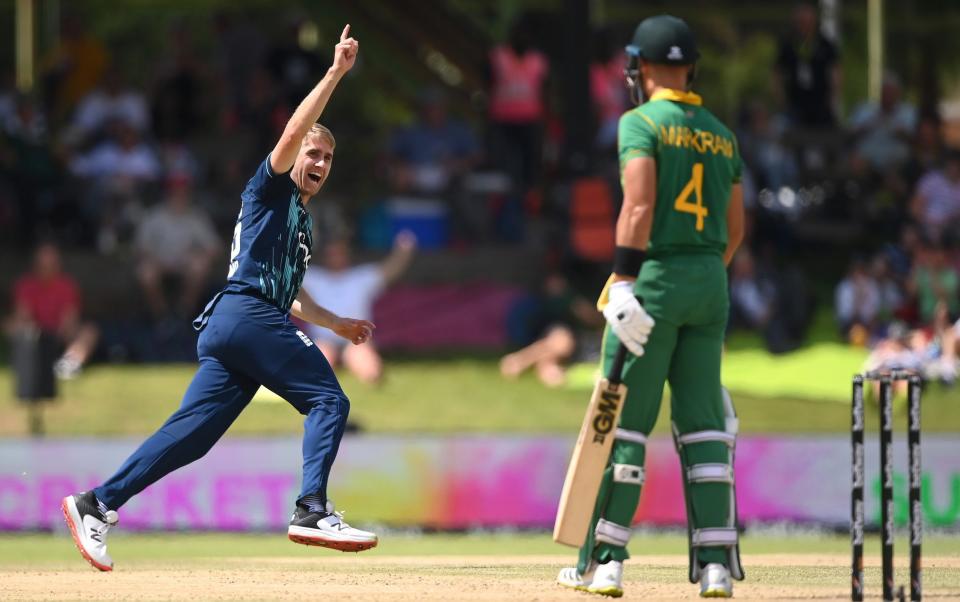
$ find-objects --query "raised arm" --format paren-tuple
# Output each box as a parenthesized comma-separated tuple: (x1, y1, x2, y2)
(269, 25, 358, 175)
(380, 231, 417, 285)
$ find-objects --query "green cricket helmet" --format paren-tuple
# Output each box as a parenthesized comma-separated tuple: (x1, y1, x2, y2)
(624, 15, 699, 104)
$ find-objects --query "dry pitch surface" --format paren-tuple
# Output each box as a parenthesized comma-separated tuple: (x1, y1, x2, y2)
(3, 533, 960, 601)
(6, 553, 960, 601)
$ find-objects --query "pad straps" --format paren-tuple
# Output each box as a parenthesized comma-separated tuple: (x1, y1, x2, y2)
(595, 518, 632, 547)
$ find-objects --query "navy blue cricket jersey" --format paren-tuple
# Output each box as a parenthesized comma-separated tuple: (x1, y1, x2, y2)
(194, 154, 313, 330)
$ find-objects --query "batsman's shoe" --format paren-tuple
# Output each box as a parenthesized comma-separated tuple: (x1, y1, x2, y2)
(61, 491, 118, 571)
(557, 560, 624, 597)
(288, 501, 378, 552)
(699, 563, 733, 598)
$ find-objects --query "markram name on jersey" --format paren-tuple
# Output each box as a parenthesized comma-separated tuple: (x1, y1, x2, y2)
(618, 88, 742, 258)
(658, 125, 735, 158)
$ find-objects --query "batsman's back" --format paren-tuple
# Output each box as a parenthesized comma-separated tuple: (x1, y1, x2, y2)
(618, 91, 742, 259)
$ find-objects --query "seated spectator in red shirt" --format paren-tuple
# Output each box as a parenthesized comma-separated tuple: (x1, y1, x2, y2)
(8, 242, 99, 379)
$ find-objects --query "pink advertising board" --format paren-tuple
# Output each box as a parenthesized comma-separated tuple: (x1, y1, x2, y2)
(0, 435, 957, 531)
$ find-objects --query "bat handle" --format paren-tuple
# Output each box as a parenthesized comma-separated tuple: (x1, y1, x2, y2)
(606, 343, 629, 385)
(606, 295, 643, 385)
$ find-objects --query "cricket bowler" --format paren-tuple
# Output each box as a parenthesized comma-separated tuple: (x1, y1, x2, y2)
(557, 15, 746, 598)
(61, 25, 379, 571)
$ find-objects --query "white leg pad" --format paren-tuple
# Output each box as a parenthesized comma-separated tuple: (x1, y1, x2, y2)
(687, 463, 734, 484)
(691, 527, 739, 547)
(676, 430, 736, 447)
(614, 428, 647, 445)
(595, 518, 632, 547)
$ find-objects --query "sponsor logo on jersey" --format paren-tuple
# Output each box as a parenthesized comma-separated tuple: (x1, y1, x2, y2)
(296, 330, 314, 347)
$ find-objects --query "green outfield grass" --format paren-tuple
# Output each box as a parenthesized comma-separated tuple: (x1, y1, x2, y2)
(1, 531, 958, 564)
(0, 343, 957, 436)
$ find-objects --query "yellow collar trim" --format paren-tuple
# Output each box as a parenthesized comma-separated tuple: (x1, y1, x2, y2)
(650, 88, 702, 106)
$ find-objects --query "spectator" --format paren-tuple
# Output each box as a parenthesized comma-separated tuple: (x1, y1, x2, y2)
(134, 176, 219, 319)
(0, 70, 16, 125)
(938, 317, 959, 383)
(871, 254, 906, 329)
(7, 242, 99, 379)
(152, 24, 207, 142)
(774, 2, 840, 127)
(67, 68, 150, 147)
(883, 223, 921, 283)
(729, 247, 811, 352)
(213, 10, 266, 118)
(835, 258, 882, 344)
(70, 119, 161, 183)
(39, 13, 108, 123)
(590, 28, 629, 151)
(908, 239, 959, 324)
(848, 72, 917, 173)
(70, 119, 161, 251)
(300, 232, 417, 384)
(388, 88, 480, 197)
(902, 114, 944, 187)
(1, 94, 60, 246)
(3, 91, 48, 141)
(738, 102, 798, 191)
(488, 19, 548, 192)
(863, 327, 940, 394)
(499, 271, 603, 388)
(909, 150, 960, 240)
(729, 249, 777, 335)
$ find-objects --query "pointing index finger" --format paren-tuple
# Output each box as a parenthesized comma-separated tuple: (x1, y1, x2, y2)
(340, 24, 350, 42)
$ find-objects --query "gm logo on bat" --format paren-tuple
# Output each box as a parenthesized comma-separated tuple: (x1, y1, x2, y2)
(592, 388, 621, 443)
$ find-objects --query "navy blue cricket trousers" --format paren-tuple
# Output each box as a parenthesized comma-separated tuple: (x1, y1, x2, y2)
(94, 293, 350, 510)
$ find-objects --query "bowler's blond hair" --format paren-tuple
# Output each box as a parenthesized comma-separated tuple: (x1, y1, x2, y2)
(304, 123, 336, 150)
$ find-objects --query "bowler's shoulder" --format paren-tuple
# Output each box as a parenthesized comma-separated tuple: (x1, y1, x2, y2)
(242, 154, 294, 203)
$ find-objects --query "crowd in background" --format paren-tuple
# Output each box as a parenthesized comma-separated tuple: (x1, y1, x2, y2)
(2, 5, 959, 386)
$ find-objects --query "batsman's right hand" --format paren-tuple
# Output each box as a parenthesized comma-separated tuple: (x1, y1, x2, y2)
(602, 280, 654, 356)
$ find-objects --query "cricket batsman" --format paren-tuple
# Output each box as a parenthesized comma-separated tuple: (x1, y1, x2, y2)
(61, 25, 380, 571)
(557, 15, 746, 598)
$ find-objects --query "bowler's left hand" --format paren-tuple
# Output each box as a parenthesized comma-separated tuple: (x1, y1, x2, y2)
(333, 317, 375, 345)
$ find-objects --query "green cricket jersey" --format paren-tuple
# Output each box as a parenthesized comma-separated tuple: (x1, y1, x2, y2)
(618, 88, 741, 258)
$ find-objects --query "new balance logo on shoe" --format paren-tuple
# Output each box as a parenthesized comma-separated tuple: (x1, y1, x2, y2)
(321, 519, 346, 531)
(288, 503, 378, 552)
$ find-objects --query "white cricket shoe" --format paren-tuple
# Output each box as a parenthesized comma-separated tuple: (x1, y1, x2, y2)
(62, 491, 118, 571)
(700, 562, 733, 598)
(287, 500, 378, 552)
(557, 560, 624, 597)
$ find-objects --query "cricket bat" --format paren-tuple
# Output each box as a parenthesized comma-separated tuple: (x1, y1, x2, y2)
(553, 343, 629, 547)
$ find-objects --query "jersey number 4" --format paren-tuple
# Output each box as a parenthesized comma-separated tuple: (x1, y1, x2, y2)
(674, 162, 707, 232)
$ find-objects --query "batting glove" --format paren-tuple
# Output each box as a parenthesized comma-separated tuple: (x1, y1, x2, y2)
(602, 281, 655, 356)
